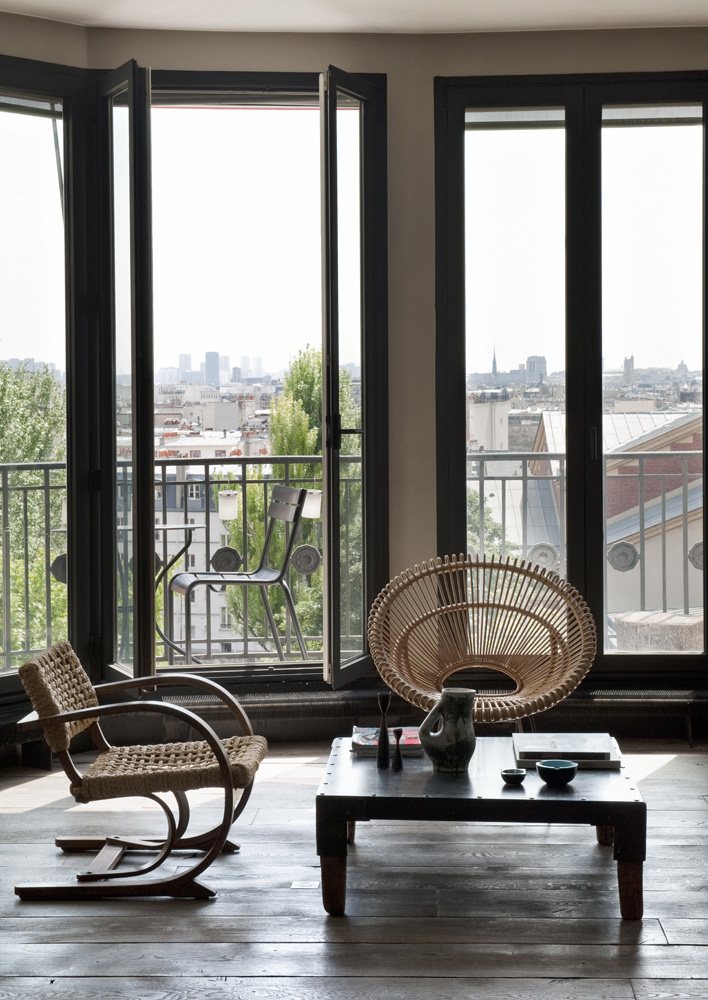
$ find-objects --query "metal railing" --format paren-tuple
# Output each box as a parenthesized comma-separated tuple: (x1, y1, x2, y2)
(0, 461, 67, 671)
(468, 448, 704, 649)
(1, 448, 701, 670)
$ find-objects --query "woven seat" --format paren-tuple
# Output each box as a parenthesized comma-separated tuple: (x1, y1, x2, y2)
(15, 641, 268, 901)
(368, 555, 596, 724)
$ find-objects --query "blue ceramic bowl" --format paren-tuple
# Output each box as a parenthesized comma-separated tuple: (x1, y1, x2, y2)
(501, 767, 527, 786)
(536, 759, 578, 786)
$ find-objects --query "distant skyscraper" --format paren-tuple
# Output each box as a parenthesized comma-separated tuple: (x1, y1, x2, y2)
(204, 351, 220, 387)
(178, 354, 191, 373)
(492, 350, 497, 377)
(623, 355, 635, 386)
(253, 356, 263, 377)
(240, 355, 251, 377)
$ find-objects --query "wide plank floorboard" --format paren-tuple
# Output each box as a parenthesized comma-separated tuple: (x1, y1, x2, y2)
(0, 737, 706, 996)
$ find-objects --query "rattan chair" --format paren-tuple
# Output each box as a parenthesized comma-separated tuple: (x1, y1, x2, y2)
(368, 555, 596, 724)
(14, 641, 268, 900)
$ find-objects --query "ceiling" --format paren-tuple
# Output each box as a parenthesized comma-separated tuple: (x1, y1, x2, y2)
(2, 0, 708, 34)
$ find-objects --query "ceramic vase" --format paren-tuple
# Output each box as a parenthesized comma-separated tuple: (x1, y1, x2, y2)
(418, 688, 476, 773)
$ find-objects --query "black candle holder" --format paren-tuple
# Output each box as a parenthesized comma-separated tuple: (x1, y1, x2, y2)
(376, 691, 391, 769)
(392, 727, 403, 772)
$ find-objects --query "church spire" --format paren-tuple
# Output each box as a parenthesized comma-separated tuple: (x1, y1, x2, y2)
(492, 349, 497, 377)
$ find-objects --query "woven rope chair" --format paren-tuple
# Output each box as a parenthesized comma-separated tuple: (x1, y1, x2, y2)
(368, 555, 596, 724)
(14, 641, 268, 900)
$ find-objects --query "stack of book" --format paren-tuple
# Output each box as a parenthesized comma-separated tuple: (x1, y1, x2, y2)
(350, 725, 424, 757)
(511, 731, 622, 769)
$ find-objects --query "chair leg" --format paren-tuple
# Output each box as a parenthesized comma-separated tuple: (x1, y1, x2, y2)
(259, 585, 285, 660)
(280, 580, 308, 659)
(15, 780, 237, 901)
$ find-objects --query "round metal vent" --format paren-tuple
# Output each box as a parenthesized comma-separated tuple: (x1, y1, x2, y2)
(528, 542, 559, 569)
(211, 546, 243, 573)
(291, 544, 322, 575)
(688, 541, 704, 571)
(607, 541, 639, 572)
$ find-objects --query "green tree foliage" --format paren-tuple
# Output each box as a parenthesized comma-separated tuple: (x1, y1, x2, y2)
(466, 485, 508, 557)
(0, 364, 67, 665)
(0, 363, 65, 463)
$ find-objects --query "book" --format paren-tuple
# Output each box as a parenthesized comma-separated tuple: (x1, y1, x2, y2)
(351, 725, 424, 757)
(512, 731, 622, 769)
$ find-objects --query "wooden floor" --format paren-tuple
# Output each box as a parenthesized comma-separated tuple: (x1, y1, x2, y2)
(0, 737, 707, 999)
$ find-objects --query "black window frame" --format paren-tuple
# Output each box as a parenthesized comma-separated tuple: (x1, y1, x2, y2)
(435, 71, 708, 686)
(0, 56, 389, 703)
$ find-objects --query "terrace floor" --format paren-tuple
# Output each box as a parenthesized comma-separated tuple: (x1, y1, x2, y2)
(0, 737, 707, 998)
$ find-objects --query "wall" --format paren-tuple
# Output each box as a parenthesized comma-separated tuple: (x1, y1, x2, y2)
(2, 15, 708, 575)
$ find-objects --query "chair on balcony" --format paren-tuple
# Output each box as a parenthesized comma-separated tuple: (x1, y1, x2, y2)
(168, 485, 314, 663)
(14, 640, 268, 900)
(368, 554, 596, 725)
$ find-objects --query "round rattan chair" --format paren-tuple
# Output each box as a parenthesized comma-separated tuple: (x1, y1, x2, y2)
(368, 554, 596, 724)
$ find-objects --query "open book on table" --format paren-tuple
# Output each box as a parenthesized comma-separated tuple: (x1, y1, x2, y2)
(351, 725, 424, 757)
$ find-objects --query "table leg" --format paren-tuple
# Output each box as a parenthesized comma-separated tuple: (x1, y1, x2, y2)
(617, 860, 643, 920)
(596, 824, 614, 846)
(320, 855, 347, 916)
(347, 820, 356, 845)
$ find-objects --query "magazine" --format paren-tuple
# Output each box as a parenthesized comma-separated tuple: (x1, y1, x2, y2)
(351, 725, 424, 757)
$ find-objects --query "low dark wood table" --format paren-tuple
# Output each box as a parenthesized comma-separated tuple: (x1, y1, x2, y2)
(316, 736, 646, 919)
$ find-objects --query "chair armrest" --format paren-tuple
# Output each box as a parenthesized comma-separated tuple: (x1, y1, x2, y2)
(25, 700, 234, 781)
(94, 673, 254, 735)
(16, 710, 41, 733)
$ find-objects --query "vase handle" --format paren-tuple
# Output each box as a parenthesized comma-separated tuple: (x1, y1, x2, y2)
(419, 703, 445, 745)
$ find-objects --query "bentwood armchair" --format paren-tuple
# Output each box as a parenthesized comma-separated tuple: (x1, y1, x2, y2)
(14, 641, 268, 900)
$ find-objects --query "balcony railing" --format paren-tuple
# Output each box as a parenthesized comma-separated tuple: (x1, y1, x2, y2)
(1, 448, 702, 671)
(0, 461, 67, 671)
(468, 449, 704, 651)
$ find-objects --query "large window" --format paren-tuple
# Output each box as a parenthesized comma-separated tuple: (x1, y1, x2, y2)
(437, 75, 707, 678)
(0, 92, 67, 673)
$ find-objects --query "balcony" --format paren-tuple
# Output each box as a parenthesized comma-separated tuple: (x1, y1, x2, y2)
(0, 449, 702, 673)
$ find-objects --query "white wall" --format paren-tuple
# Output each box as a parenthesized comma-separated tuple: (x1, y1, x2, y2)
(3, 16, 708, 574)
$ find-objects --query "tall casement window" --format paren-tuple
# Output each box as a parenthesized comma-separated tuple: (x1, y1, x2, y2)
(0, 55, 387, 699)
(0, 92, 68, 674)
(436, 75, 707, 681)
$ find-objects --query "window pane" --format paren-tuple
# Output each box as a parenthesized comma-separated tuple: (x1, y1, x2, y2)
(464, 109, 566, 574)
(150, 97, 324, 666)
(602, 104, 704, 654)
(0, 97, 67, 671)
(337, 90, 364, 662)
(112, 97, 134, 667)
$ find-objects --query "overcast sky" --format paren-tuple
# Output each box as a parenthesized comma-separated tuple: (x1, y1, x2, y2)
(0, 106, 702, 378)
(465, 121, 703, 375)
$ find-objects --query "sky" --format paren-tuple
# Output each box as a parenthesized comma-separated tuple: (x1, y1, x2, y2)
(465, 120, 703, 375)
(0, 100, 361, 378)
(0, 103, 703, 378)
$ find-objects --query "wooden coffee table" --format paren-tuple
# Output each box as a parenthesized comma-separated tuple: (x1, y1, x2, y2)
(316, 736, 646, 919)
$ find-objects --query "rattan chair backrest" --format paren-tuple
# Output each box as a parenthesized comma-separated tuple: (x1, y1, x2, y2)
(19, 640, 99, 752)
(368, 554, 596, 723)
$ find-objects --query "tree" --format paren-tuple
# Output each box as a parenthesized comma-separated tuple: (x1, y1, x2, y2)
(466, 486, 508, 557)
(0, 363, 65, 464)
(0, 364, 67, 664)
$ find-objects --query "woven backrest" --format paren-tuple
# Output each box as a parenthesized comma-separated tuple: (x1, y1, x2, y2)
(368, 554, 597, 722)
(19, 641, 99, 753)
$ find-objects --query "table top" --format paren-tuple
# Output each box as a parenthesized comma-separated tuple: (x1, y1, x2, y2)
(317, 736, 644, 808)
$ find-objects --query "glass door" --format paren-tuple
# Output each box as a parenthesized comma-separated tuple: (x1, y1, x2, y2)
(600, 102, 704, 654)
(100, 61, 154, 676)
(321, 65, 388, 686)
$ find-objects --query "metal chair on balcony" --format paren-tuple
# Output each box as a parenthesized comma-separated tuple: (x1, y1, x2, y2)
(168, 485, 315, 663)
(368, 554, 596, 725)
